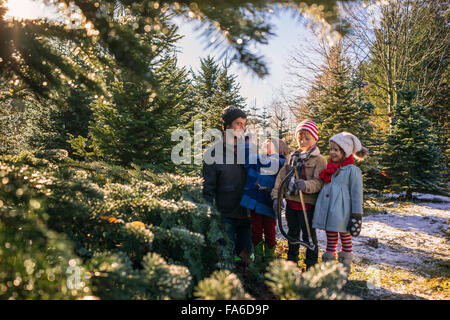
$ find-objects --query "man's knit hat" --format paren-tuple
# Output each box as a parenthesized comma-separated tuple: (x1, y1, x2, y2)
(295, 119, 319, 141)
(221, 106, 247, 129)
(329, 132, 369, 160)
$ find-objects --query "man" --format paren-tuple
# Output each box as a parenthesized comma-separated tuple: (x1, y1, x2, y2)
(202, 106, 253, 265)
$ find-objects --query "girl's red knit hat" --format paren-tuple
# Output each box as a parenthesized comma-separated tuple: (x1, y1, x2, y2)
(295, 119, 319, 141)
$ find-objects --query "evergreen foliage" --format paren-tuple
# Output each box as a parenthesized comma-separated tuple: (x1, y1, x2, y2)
(259, 104, 272, 135)
(0, 158, 91, 299)
(194, 270, 253, 300)
(85, 54, 190, 166)
(85, 251, 192, 299)
(381, 90, 443, 197)
(191, 56, 246, 131)
(25, 87, 93, 153)
(0, 0, 352, 99)
(273, 106, 289, 139)
(265, 260, 356, 300)
(305, 42, 374, 152)
(247, 101, 261, 132)
(0, 151, 231, 299)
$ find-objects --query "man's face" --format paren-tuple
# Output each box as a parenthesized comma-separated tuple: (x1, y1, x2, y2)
(226, 117, 246, 139)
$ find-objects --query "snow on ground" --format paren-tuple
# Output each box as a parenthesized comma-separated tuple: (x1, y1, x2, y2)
(412, 193, 450, 203)
(351, 206, 448, 268)
(276, 193, 450, 299)
(369, 192, 450, 201)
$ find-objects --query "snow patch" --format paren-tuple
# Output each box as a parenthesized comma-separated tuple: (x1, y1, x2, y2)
(416, 202, 450, 211)
(412, 193, 450, 202)
(276, 196, 449, 299)
(370, 192, 450, 203)
(276, 200, 450, 270)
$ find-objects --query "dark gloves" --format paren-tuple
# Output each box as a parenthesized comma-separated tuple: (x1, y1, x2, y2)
(287, 176, 306, 195)
(294, 179, 306, 192)
(347, 213, 362, 236)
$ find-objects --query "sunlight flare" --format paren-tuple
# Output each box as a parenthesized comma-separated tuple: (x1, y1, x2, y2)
(5, 0, 50, 20)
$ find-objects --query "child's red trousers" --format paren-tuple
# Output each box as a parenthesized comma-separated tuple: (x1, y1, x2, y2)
(250, 210, 277, 248)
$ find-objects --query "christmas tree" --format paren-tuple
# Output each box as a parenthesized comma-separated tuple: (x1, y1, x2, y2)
(305, 42, 374, 152)
(192, 56, 245, 132)
(86, 53, 191, 166)
(382, 89, 442, 197)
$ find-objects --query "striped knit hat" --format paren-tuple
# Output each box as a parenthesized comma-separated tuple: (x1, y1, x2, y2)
(295, 119, 319, 141)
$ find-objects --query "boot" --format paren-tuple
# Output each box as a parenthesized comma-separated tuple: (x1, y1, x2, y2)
(253, 241, 265, 265)
(239, 248, 252, 265)
(287, 243, 300, 264)
(305, 246, 319, 270)
(337, 251, 353, 275)
(263, 242, 276, 263)
(234, 248, 252, 270)
(321, 251, 337, 263)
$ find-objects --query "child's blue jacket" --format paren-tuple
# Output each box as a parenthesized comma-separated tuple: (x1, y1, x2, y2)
(240, 150, 286, 218)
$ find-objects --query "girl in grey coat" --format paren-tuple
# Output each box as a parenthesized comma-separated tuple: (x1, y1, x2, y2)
(312, 132, 369, 273)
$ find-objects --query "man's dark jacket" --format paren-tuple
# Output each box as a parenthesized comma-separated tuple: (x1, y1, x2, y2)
(202, 139, 248, 219)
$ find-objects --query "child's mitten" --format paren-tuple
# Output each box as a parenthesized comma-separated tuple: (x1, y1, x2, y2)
(294, 179, 306, 192)
(347, 213, 362, 236)
(287, 176, 306, 195)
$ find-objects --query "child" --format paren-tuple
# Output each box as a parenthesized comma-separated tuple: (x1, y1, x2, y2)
(271, 119, 327, 270)
(312, 132, 369, 274)
(240, 137, 290, 264)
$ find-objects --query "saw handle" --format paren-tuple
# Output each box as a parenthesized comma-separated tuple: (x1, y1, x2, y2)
(294, 166, 312, 241)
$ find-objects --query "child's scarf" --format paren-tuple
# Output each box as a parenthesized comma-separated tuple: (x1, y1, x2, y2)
(319, 155, 355, 183)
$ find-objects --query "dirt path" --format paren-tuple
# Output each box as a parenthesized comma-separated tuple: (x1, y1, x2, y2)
(276, 195, 450, 300)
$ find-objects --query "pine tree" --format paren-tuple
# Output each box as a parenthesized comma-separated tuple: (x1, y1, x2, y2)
(0, 79, 31, 154)
(0, 0, 351, 98)
(192, 56, 221, 131)
(194, 270, 252, 300)
(192, 56, 245, 132)
(246, 100, 260, 132)
(86, 54, 190, 166)
(264, 260, 356, 300)
(269, 100, 289, 140)
(216, 61, 246, 110)
(23, 86, 93, 154)
(276, 113, 289, 140)
(305, 42, 374, 152)
(259, 104, 272, 135)
(381, 89, 442, 197)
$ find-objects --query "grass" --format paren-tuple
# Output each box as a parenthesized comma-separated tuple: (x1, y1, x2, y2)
(345, 258, 449, 300)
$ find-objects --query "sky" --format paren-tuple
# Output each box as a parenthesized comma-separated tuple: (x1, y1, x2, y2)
(5, 0, 321, 111)
(174, 11, 319, 109)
